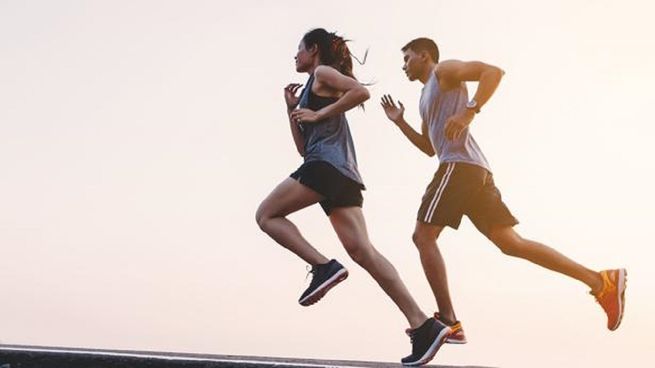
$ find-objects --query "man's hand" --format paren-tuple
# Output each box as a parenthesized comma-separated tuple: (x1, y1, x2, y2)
(284, 83, 303, 111)
(444, 109, 475, 140)
(290, 108, 321, 124)
(380, 94, 405, 124)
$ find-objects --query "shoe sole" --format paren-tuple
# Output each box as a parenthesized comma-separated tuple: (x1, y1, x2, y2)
(445, 327, 466, 344)
(299, 268, 349, 306)
(402, 326, 452, 367)
(609, 268, 627, 331)
(434, 315, 467, 344)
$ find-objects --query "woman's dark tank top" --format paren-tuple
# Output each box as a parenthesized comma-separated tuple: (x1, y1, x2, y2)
(297, 73, 364, 187)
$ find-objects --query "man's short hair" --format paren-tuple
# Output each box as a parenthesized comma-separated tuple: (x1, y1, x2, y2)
(401, 38, 439, 63)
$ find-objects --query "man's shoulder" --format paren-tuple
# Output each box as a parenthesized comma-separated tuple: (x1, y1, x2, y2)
(435, 60, 465, 89)
(435, 59, 463, 75)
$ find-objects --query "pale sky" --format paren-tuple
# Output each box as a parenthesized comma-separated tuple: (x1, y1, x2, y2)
(1, 1, 654, 367)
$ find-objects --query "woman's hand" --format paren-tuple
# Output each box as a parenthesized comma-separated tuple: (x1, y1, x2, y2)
(284, 83, 303, 110)
(290, 108, 322, 124)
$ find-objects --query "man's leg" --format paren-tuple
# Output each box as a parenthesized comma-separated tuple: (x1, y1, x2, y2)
(255, 177, 328, 266)
(412, 221, 458, 325)
(329, 207, 428, 328)
(467, 169, 627, 330)
(486, 225, 603, 292)
(486, 225, 627, 330)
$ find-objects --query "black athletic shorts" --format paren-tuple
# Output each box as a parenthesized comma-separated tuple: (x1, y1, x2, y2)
(417, 162, 519, 236)
(290, 160, 364, 216)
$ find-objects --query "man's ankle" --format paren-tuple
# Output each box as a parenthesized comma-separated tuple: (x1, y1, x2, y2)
(437, 312, 457, 326)
(590, 272, 605, 295)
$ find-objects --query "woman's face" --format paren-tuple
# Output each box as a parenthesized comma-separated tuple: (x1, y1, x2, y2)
(295, 40, 316, 73)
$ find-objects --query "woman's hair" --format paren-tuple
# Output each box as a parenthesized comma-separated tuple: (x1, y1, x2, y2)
(302, 28, 365, 80)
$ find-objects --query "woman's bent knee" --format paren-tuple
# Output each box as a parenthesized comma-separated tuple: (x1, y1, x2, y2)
(255, 202, 272, 231)
(344, 240, 374, 265)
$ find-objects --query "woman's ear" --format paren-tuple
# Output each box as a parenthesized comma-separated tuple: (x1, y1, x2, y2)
(308, 44, 319, 56)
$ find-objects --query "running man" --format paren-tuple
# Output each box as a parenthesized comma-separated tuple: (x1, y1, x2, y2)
(256, 29, 450, 366)
(380, 37, 626, 344)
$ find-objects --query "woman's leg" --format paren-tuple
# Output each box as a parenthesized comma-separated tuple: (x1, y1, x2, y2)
(256, 177, 328, 265)
(329, 206, 428, 328)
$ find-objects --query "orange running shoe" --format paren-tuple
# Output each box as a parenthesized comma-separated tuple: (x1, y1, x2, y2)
(591, 268, 627, 331)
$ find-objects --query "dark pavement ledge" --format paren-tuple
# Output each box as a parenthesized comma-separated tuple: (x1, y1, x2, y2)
(0, 345, 494, 368)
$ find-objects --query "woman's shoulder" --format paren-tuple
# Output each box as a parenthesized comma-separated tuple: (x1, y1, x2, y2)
(313, 65, 341, 80)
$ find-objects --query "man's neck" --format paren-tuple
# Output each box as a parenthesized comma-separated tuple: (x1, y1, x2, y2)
(418, 62, 437, 84)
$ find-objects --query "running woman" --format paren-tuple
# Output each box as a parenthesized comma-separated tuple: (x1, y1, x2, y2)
(380, 37, 627, 344)
(256, 29, 450, 366)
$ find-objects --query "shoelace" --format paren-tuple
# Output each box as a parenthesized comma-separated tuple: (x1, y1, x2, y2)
(405, 328, 417, 344)
(305, 265, 317, 281)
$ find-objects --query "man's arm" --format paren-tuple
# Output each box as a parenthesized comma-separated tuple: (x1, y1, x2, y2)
(437, 59, 504, 111)
(380, 95, 435, 157)
(437, 60, 504, 140)
(395, 118, 435, 157)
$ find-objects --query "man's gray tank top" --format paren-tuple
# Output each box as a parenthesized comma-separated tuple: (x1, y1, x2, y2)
(419, 71, 491, 172)
(297, 73, 365, 187)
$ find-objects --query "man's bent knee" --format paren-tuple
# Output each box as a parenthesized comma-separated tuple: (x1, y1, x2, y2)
(490, 230, 525, 257)
(412, 231, 438, 253)
(497, 242, 521, 257)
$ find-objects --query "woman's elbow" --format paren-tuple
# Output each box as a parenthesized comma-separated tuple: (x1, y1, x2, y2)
(357, 87, 370, 103)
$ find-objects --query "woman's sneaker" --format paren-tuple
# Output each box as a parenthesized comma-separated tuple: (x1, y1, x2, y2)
(298, 259, 348, 306)
(401, 317, 451, 366)
(434, 312, 467, 344)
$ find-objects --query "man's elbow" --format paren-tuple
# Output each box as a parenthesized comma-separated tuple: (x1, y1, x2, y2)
(489, 66, 504, 80)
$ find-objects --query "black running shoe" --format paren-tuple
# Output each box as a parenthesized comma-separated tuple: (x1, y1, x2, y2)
(298, 259, 348, 306)
(401, 317, 451, 366)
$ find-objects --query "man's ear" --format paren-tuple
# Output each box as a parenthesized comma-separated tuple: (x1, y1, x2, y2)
(419, 50, 430, 62)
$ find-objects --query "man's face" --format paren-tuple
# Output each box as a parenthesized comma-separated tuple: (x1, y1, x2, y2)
(402, 49, 425, 81)
(294, 41, 315, 73)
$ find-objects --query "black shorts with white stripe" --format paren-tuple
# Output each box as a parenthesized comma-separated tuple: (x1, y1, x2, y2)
(417, 162, 519, 236)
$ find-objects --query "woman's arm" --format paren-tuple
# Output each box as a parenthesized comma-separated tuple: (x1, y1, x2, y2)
(283, 83, 306, 156)
(290, 65, 369, 124)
